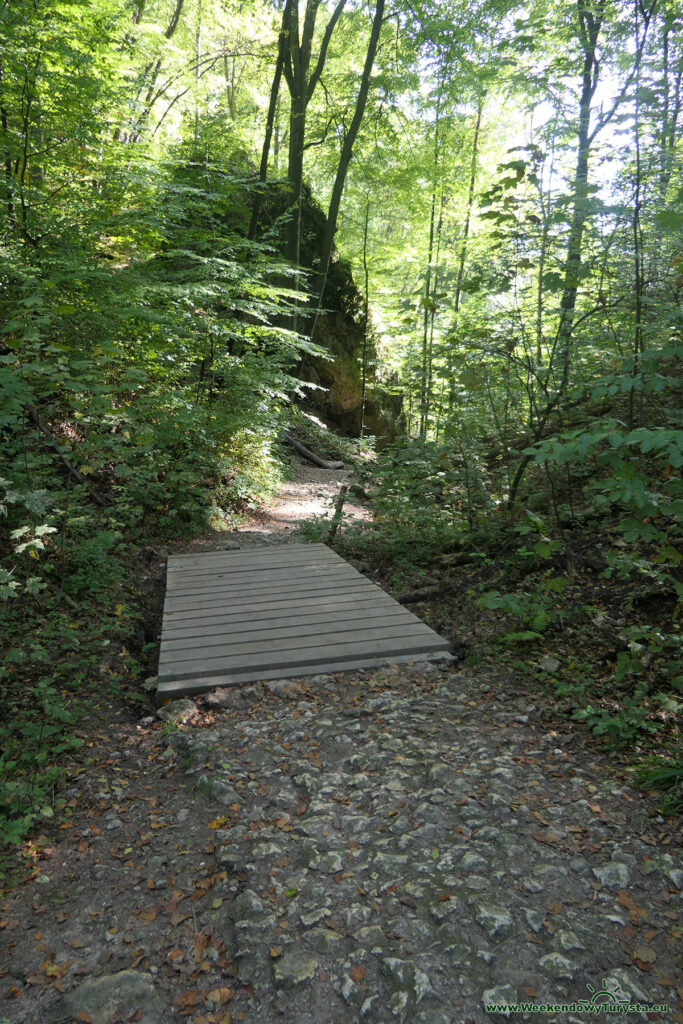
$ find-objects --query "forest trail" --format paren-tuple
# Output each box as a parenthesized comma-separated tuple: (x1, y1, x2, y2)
(0, 466, 680, 1024)
(177, 458, 369, 553)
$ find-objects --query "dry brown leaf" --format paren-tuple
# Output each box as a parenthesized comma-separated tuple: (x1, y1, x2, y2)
(175, 989, 207, 1008)
(142, 909, 157, 922)
(633, 946, 657, 964)
(350, 964, 365, 982)
(532, 830, 560, 845)
(269, 946, 283, 958)
(170, 911, 192, 926)
(75, 1012, 93, 1023)
(208, 983, 235, 999)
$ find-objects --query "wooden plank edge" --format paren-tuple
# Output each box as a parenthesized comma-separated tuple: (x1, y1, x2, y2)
(155, 651, 454, 704)
(158, 633, 451, 679)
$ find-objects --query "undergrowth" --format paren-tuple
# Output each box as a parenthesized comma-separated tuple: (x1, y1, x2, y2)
(329, 423, 682, 816)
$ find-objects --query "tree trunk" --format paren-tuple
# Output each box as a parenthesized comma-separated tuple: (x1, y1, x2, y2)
(249, 0, 293, 241)
(448, 96, 483, 412)
(282, 0, 347, 266)
(313, 0, 385, 317)
(361, 197, 370, 437)
(553, 0, 603, 392)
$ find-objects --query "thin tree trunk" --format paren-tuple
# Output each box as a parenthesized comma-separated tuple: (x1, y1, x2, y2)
(629, 0, 656, 428)
(282, 0, 346, 266)
(194, 0, 202, 144)
(420, 82, 442, 437)
(0, 60, 14, 227)
(361, 198, 370, 437)
(448, 96, 482, 412)
(454, 97, 483, 317)
(420, 180, 438, 438)
(553, 0, 604, 394)
(313, 0, 385, 318)
(249, 0, 293, 240)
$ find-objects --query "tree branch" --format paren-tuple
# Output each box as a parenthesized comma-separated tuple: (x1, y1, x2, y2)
(307, 0, 347, 103)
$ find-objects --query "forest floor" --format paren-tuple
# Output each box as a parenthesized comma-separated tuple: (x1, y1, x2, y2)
(0, 460, 681, 1024)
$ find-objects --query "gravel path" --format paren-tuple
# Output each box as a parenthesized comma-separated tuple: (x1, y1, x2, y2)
(161, 666, 680, 1024)
(1, 462, 680, 1024)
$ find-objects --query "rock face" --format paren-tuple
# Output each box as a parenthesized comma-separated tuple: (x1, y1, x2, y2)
(260, 183, 404, 439)
(59, 970, 166, 1023)
(301, 262, 404, 439)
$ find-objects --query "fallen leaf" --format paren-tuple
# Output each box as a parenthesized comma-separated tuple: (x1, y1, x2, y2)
(269, 946, 283, 958)
(207, 987, 233, 1004)
(46, 960, 73, 979)
(75, 1012, 93, 1023)
(350, 964, 365, 982)
(532, 830, 562, 845)
(633, 946, 657, 964)
(523, 986, 538, 998)
(208, 818, 227, 830)
(142, 909, 157, 922)
(175, 989, 207, 1008)
(617, 890, 649, 922)
(438, 893, 451, 903)
(170, 911, 192, 926)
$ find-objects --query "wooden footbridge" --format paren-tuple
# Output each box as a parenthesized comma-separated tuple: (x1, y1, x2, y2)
(157, 543, 451, 701)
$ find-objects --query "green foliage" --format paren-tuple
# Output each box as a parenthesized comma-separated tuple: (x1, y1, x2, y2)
(476, 581, 563, 643)
(348, 436, 492, 565)
(572, 683, 660, 746)
(632, 757, 683, 815)
(0, 681, 83, 849)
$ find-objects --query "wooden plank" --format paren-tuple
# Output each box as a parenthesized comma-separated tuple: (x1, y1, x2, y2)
(162, 589, 396, 630)
(161, 598, 410, 640)
(160, 608, 429, 653)
(156, 650, 453, 701)
(159, 620, 441, 668)
(158, 542, 452, 699)
(163, 578, 382, 614)
(166, 543, 337, 570)
(165, 550, 342, 581)
(162, 595, 399, 633)
(165, 563, 353, 597)
(159, 631, 450, 682)
(167, 542, 339, 563)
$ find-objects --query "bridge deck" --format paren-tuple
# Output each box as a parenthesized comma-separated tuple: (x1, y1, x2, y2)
(157, 543, 451, 701)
